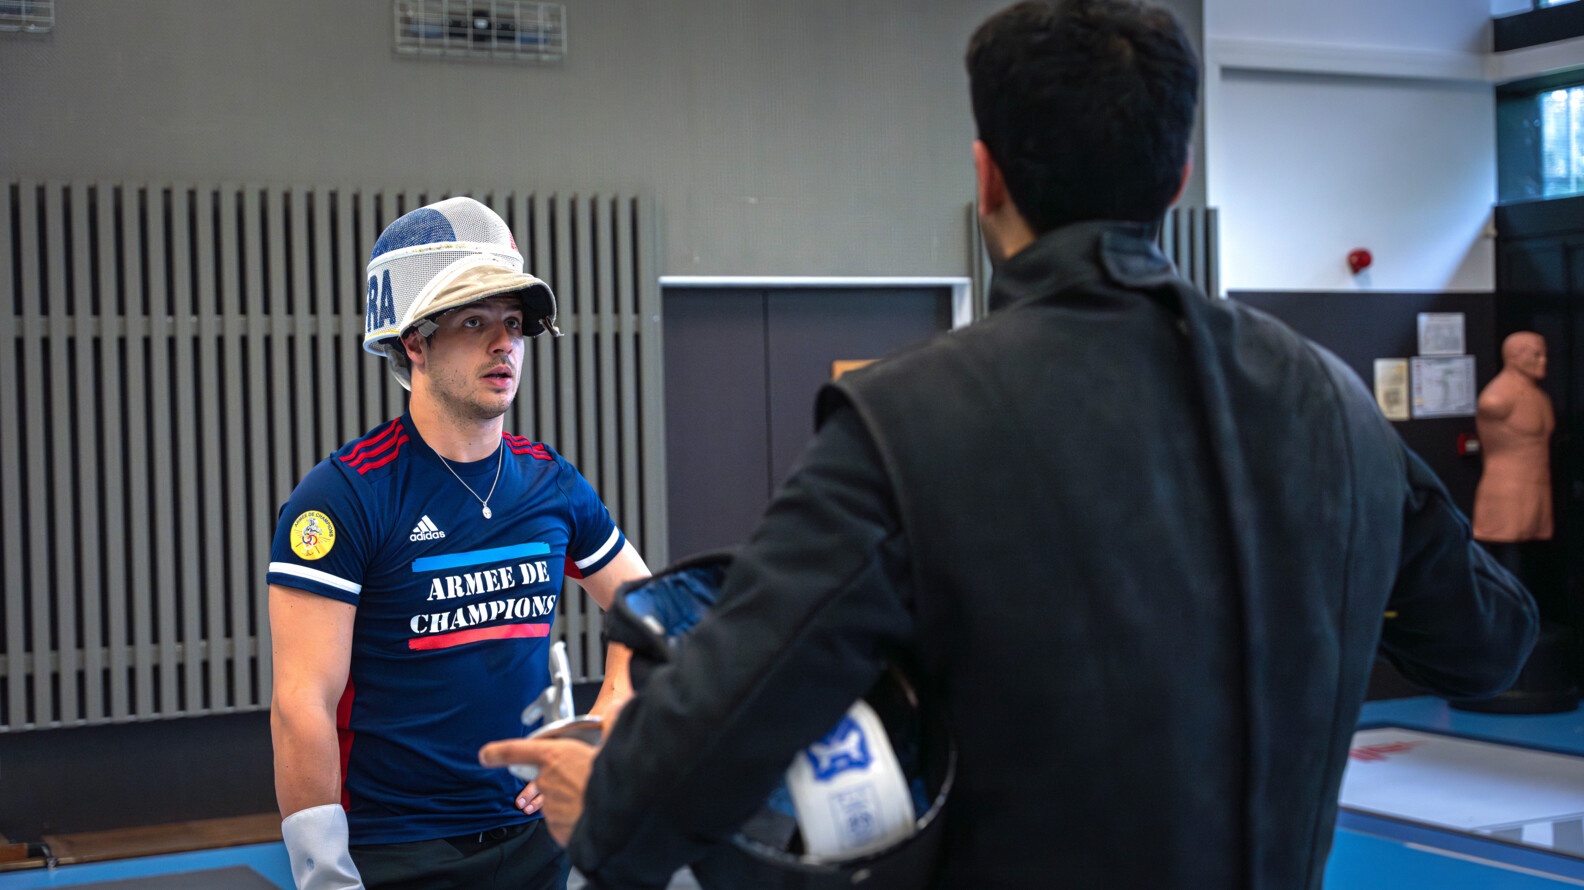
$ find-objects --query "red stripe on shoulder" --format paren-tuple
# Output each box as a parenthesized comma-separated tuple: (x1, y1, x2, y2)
(563, 556, 584, 580)
(356, 433, 409, 474)
(341, 419, 406, 469)
(505, 433, 553, 461)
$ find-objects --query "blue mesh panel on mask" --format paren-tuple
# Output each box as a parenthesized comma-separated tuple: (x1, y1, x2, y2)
(368, 207, 457, 260)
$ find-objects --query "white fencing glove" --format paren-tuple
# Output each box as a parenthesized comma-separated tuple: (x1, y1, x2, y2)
(281, 803, 364, 890)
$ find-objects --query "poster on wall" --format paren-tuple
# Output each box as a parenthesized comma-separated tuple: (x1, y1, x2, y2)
(1374, 358, 1410, 421)
(1417, 313, 1466, 357)
(1410, 355, 1476, 419)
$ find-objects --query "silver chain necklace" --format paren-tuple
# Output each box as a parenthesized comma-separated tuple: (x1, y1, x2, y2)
(437, 442, 505, 519)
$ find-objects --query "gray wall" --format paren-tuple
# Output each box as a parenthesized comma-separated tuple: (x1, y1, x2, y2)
(0, 0, 1205, 280)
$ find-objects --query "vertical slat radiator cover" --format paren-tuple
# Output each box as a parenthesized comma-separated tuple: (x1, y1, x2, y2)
(1159, 206, 1221, 299)
(0, 182, 664, 731)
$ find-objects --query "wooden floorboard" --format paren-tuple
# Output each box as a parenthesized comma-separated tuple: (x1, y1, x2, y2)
(35, 812, 281, 866)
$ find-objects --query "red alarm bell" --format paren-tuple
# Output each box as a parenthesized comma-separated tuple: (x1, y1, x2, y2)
(1347, 249, 1372, 275)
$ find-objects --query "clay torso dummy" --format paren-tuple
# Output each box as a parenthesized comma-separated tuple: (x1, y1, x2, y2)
(1473, 331, 1555, 543)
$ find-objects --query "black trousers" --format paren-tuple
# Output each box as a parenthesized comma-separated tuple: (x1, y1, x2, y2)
(351, 820, 570, 890)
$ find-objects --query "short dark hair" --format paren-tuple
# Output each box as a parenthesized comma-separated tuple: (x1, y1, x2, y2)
(967, 0, 1200, 234)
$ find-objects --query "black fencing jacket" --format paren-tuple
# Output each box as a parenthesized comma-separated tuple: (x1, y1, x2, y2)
(570, 221, 1539, 889)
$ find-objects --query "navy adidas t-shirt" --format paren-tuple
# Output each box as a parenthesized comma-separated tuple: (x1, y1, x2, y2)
(267, 414, 625, 844)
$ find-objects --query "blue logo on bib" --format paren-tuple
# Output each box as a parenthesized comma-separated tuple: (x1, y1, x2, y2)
(804, 715, 872, 780)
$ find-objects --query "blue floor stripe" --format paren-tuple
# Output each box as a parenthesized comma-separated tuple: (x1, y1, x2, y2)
(0, 828, 1579, 888)
(1327, 827, 1584, 889)
(0, 844, 292, 889)
(1357, 697, 1584, 756)
(6, 832, 1581, 890)
(1336, 810, 1584, 881)
(1, 698, 1579, 889)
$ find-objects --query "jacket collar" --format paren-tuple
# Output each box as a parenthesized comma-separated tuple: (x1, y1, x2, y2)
(987, 220, 1176, 313)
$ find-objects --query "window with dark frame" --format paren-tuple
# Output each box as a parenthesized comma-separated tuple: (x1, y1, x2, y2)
(1495, 2, 1584, 203)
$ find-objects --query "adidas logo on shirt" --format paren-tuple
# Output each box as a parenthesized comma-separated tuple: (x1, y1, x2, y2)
(410, 515, 446, 542)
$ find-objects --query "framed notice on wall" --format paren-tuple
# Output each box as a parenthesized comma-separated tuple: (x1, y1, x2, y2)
(1374, 359, 1410, 421)
(1416, 312, 1466, 357)
(1410, 355, 1476, 419)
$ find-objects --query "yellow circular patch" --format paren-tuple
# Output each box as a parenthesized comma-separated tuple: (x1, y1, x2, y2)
(290, 510, 336, 561)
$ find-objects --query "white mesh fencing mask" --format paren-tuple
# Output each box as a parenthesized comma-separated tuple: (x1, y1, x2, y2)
(362, 196, 558, 389)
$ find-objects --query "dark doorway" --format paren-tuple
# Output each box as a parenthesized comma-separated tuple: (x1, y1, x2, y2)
(1494, 195, 1584, 688)
(662, 284, 954, 563)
